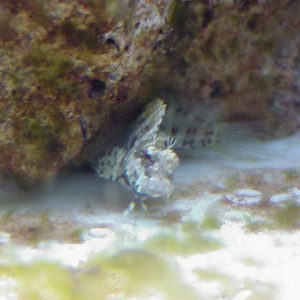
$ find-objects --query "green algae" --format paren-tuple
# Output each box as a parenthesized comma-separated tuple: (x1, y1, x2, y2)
(0, 209, 14, 225)
(0, 262, 75, 300)
(13, 115, 63, 167)
(22, 47, 75, 95)
(195, 269, 230, 282)
(85, 249, 200, 300)
(241, 201, 300, 232)
(145, 229, 223, 255)
(22, 117, 56, 143)
(273, 203, 300, 229)
(12, 260, 100, 300)
(1, 1, 121, 179)
(182, 215, 221, 232)
(224, 174, 239, 191)
(201, 213, 222, 230)
(69, 227, 85, 243)
(244, 217, 272, 233)
(169, 0, 185, 29)
(283, 169, 299, 181)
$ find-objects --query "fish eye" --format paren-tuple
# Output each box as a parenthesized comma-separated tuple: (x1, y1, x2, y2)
(138, 150, 152, 160)
(144, 152, 152, 160)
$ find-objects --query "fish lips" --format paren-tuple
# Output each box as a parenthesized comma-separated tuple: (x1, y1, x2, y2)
(135, 175, 174, 198)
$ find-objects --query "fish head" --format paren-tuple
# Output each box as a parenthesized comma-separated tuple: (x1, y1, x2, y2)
(125, 142, 180, 198)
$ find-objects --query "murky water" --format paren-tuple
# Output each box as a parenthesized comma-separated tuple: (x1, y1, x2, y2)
(0, 132, 300, 300)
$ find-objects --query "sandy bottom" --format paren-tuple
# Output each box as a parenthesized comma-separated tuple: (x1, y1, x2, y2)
(0, 132, 300, 300)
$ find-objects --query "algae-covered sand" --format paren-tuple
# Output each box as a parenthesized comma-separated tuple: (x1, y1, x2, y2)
(0, 132, 300, 299)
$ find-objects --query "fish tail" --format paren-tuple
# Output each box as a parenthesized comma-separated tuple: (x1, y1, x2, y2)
(210, 122, 270, 160)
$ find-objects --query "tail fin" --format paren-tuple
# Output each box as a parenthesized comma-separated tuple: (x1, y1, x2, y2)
(176, 122, 271, 161)
(212, 122, 270, 160)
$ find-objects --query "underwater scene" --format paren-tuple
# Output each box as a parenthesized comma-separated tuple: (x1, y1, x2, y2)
(1, 131, 300, 300)
(1, 0, 300, 299)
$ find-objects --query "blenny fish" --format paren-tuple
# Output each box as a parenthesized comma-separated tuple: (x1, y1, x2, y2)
(94, 99, 180, 208)
(95, 98, 265, 208)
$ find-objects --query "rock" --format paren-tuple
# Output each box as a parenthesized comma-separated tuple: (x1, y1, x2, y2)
(224, 195, 260, 205)
(166, 0, 300, 137)
(225, 189, 261, 205)
(269, 193, 291, 204)
(0, 0, 177, 180)
(1, 0, 300, 182)
(234, 189, 262, 197)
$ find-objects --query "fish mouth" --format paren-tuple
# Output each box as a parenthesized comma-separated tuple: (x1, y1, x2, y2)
(136, 176, 174, 198)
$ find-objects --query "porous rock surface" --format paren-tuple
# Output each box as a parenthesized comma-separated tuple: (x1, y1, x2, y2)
(1, 0, 300, 180)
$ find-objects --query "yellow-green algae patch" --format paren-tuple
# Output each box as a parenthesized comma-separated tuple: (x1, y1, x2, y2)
(0, 246, 202, 299)
(224, 174, 239, 192)
(244, 217, 273, 233)
(200, 213, 222, 230)
(273, 203, 300, 230)
(0, 255, 195, 300)
(144, 223, 223, 255)
(84, 249, 200, 300)
(283, 169, 299, 181)
(20, 46, 77, 98)
(0, 261, 75, 300)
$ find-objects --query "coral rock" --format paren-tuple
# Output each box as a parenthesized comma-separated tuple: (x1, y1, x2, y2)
(1, 0, 300, 181)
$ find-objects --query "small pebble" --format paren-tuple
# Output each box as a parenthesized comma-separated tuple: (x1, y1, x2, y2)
(269, 193, 290, 204)
(87, 228, 115, 239)
(224, 194, 261, 205)
(234, 189, 262, 197)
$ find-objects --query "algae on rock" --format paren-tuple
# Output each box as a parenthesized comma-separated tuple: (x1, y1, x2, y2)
(1, 0, 300, 182)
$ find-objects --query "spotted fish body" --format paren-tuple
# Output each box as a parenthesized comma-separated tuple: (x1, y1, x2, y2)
(95, 98, 265, 200)
(160, 102, 266, 159)
(95, 99, 179, 199)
